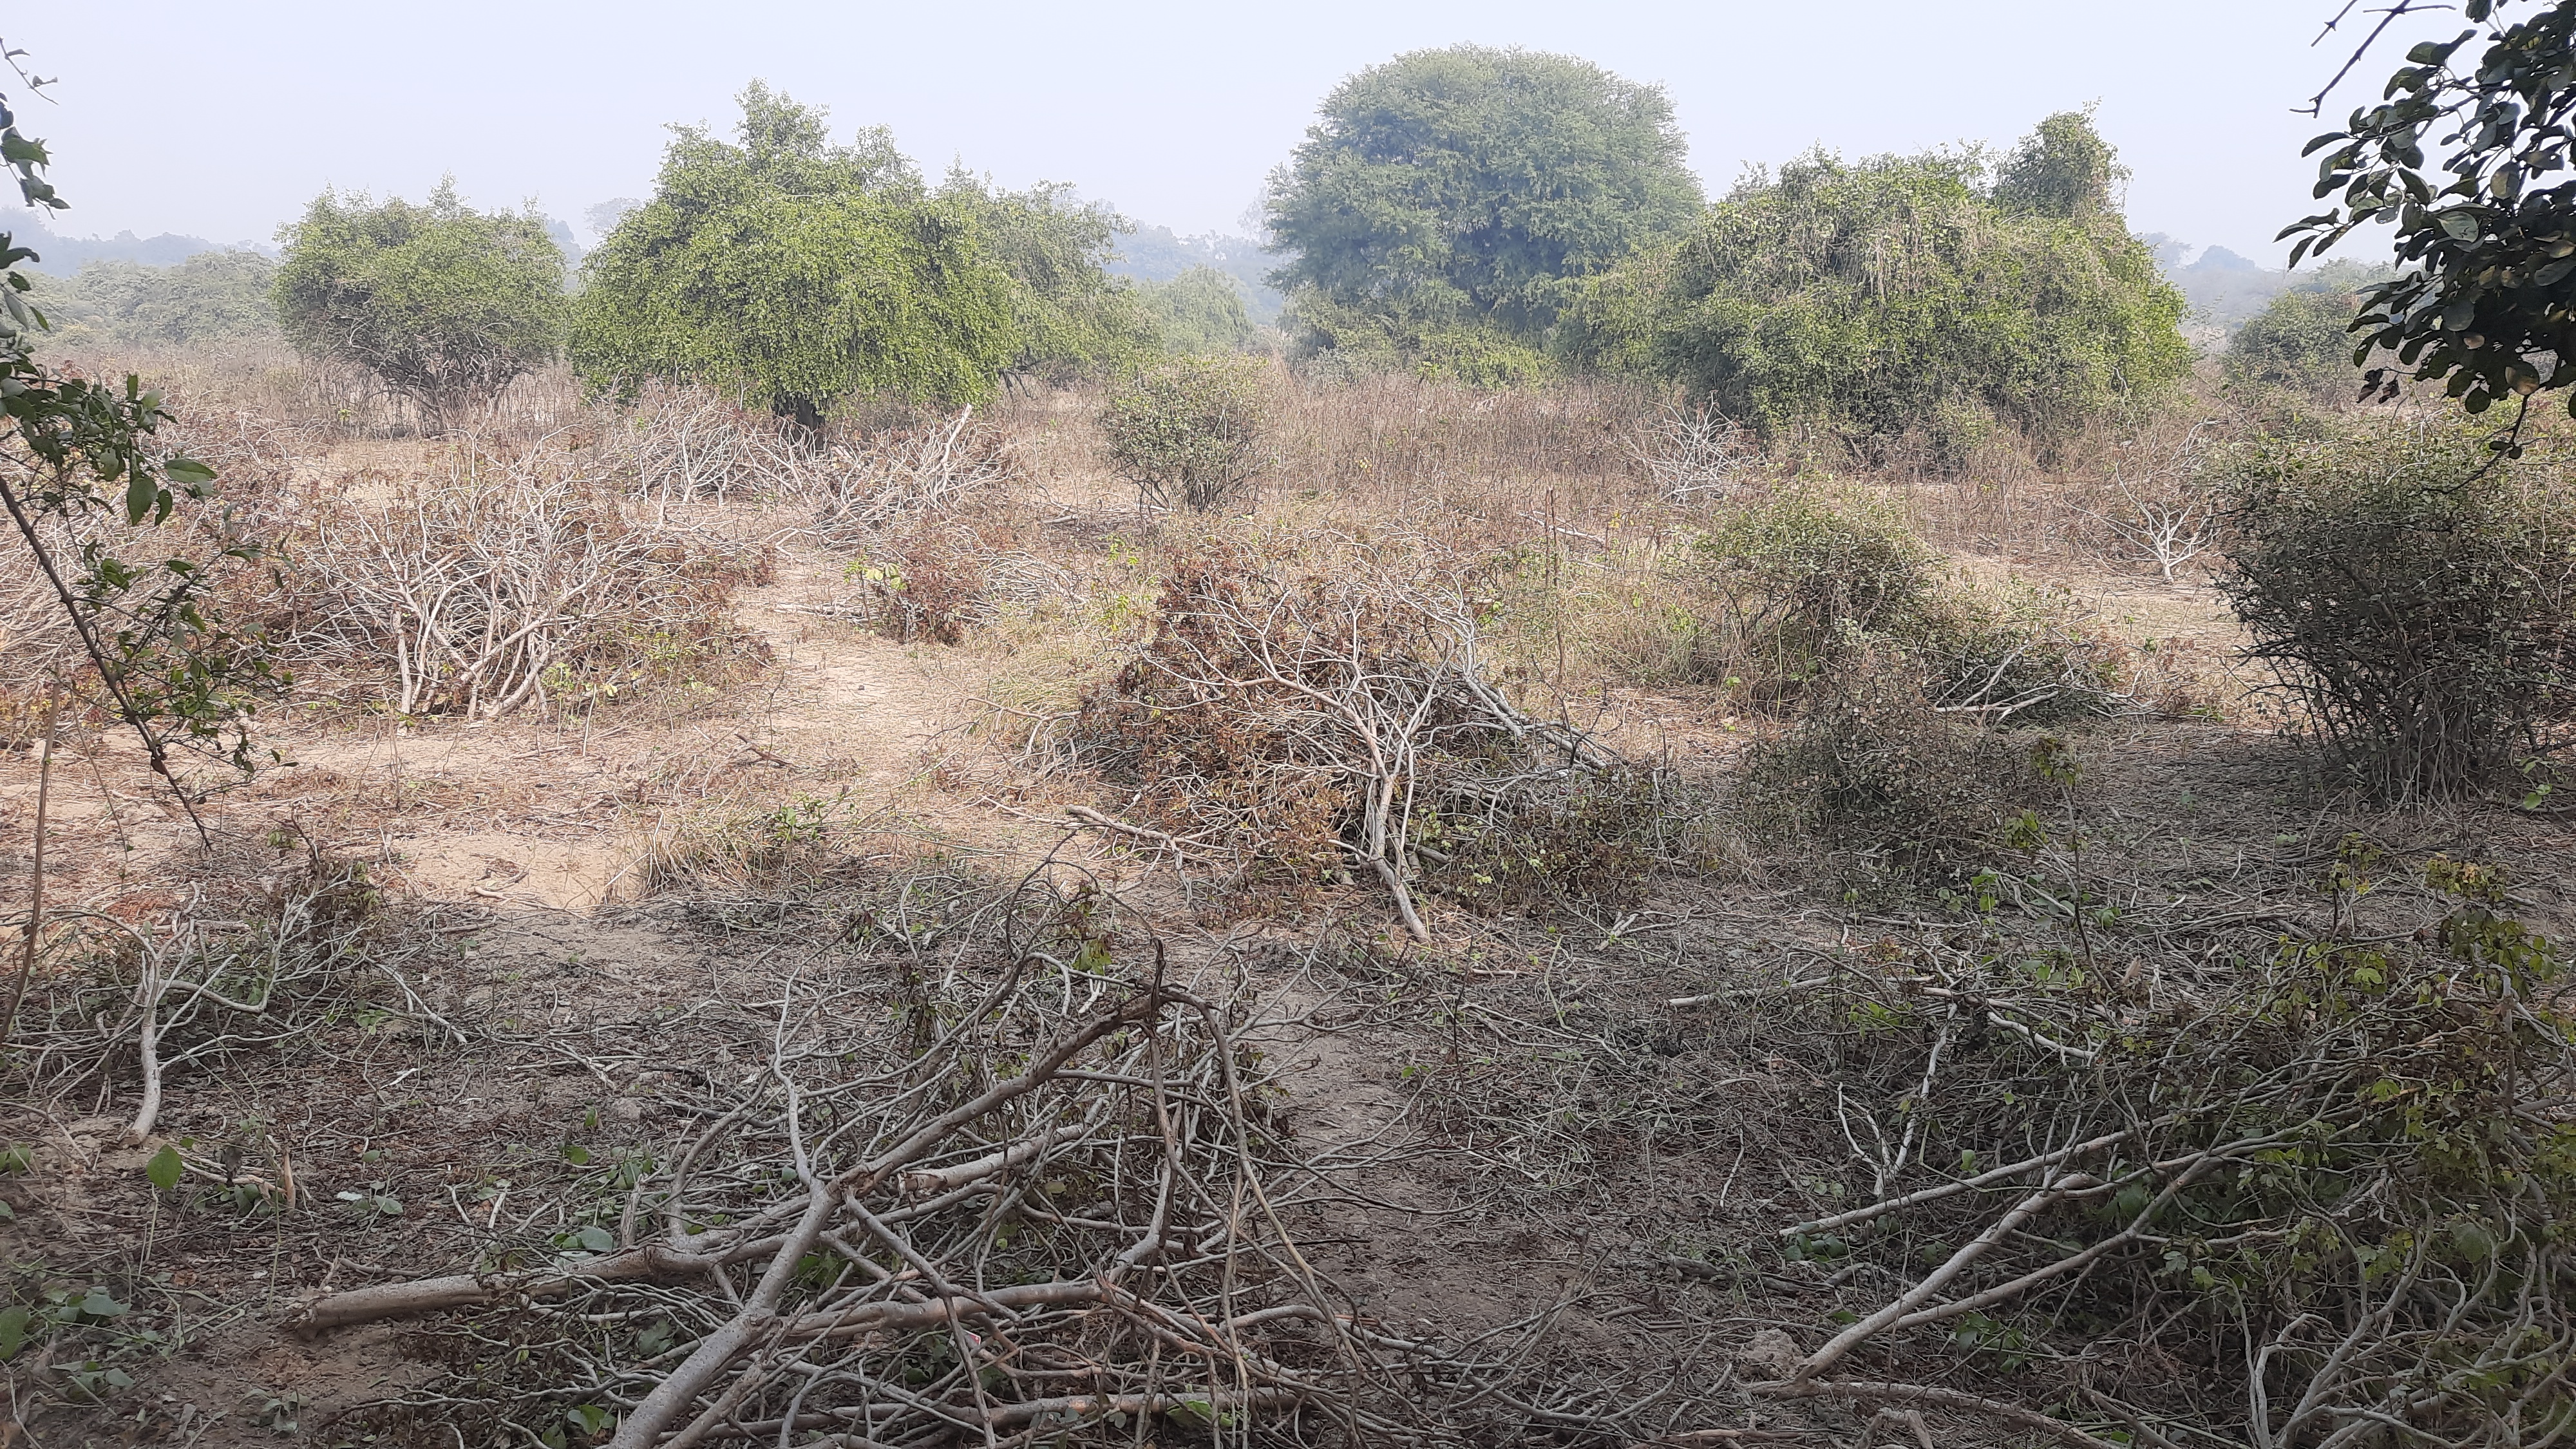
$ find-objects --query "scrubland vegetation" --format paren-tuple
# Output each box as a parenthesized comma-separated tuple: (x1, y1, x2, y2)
(5, 23, 2576, 1449)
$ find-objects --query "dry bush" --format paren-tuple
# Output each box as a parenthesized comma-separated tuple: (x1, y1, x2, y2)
(1756, 852, 2576, 1448)
(254, 442, 768, 720)
(0, 399, 298, 722)
(1738, 659, 2039, 888)
(588, 383, 1018, 531)
(2072, 411, 2226, 581)
(1059, 535, 1691, 936)
(2217, 419, 2576, 801)
(848, 515, 1075, 646)
(1627, 400, 1748, 501)
(4, 838, 444, 1145)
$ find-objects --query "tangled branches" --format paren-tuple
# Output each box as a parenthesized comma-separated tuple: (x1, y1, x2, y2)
(1736, 852, 2576, 1448)
(1627, 402, 1746, 502)
(598, 384, 1017, 535)
(319, 884, 1419, 1447)
(1066, 544, 1665, 938)
(260, 451, 763, 719)
(5, 844, 451, 1142)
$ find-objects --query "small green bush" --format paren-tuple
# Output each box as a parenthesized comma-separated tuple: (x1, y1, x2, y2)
(1696, 489, 1938, 671)
(1099, 355, 1273, 511)
(2217, 419, 2576, 800)
(2226, 285, 2362, 399)
(1678, 490, 2119, 725)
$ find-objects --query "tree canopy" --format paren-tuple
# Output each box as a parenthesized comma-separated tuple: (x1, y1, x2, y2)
(2287, 0, 2576, 421)
(574, 84, 1154, 425)
(1566, 114, 2189, 462)
(272, 181, 566, 426)
(30, 252, 278, 350)
(1264, 45, 1703, 369)
(1139, 266, 1261, 355)
(936, 171, 1158, 384)
(573, 84, 1016, 428)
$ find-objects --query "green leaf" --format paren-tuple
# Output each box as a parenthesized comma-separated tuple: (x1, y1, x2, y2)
(77, 1287, 128, 1318)
(124, 471, 156, 526)
(145, 1144, 183, 1191)
(573, 1226, 615, 1253)
(0, 1305, 26, 1359)
(561, 1141, 592, 1166)
(162, 456, 216, 487)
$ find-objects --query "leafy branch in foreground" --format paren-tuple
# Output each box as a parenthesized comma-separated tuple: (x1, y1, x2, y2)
(2285, 0, 2576, 421)
(0, 47, 279, 834)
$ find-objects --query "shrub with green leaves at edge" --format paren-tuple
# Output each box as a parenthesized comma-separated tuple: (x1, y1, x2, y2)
(1100, 355, 1273, 511)
(2215, 417, 2576, 801)
(272, 180, 566, 429)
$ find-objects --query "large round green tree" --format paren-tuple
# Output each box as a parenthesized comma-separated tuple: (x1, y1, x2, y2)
(1567, 113, 2188, 464)
(272, 180, 567, 428)
(1264, 45, 1703, 372)
(572, 84, 1018, 428)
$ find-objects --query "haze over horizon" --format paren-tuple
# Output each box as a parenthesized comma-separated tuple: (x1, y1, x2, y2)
(5, 1, 2463, 267)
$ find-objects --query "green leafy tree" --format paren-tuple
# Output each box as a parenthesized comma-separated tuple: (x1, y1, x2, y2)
(0, 56, 278, 848)
(939, 171, 1157, 384)
(572, 83, 1016, 428)
(2286, 0, 2576, 422)
(30, 251, 277, 348)
(272, 180, 565, 428)
(1139, 266, 1260, 355)
(1265, 45, 1703, 371)
(1567, 116, 2189, 463)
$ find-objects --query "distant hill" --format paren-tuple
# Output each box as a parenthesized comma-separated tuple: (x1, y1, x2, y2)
(1, 207, 269, 274)
(1109, 225, 1285, 325)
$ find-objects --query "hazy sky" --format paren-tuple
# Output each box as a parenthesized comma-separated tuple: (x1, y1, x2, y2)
(6, 1, 2463, 264)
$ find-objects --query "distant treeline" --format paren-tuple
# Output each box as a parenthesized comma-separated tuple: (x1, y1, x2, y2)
(17, 45, 2398, 439)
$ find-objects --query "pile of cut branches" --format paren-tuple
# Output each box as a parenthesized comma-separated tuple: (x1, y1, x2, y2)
(259, 448, 765, 719)
(596, 384, 1017, 535)
(1725, 849, 2576, 1449)
(1064, 542, 1680, 937)
(319, 882, 1429, 1447)
(4, 841, 456, 1145)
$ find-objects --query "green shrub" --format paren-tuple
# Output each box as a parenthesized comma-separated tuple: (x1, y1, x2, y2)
(1681, 488, 1938, 701)
(2216, 419, 2576, 800)
(1566, 114, 2190, 465)
(273, 180, 567, 428)
(1138, 266, 1259, 356)
(1738, 661, 2032, 887)
(1099, 355, 1273, 510)
(2226, 284, 2363, 398)
(1682, 489, 2120, 724)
